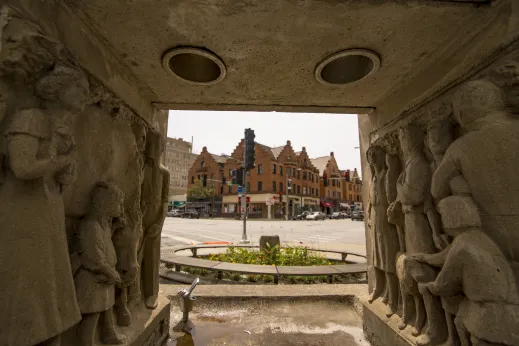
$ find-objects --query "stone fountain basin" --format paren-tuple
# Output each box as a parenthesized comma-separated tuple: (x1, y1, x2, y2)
(161, 284, 370, 346)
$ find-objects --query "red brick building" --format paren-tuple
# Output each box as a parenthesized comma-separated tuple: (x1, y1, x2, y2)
(311, 152, 344, 214)
(221, 140, 320, 218)
(186, 146, 226, 214)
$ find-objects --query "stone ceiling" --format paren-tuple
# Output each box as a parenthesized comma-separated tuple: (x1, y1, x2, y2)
(61, 0, 515, 127)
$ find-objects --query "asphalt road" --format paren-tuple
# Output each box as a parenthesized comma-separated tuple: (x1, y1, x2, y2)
(161, 218, 367, 254)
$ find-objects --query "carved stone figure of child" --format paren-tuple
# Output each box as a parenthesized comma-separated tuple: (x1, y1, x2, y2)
(74, 182, 127, 345)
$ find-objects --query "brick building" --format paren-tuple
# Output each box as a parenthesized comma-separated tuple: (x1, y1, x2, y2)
(221, 140, 320, 218)
(311, 152, 344, 214)
(341, 168, 363, 210)
(164, 137, 198, 204)
(186, 146, 226, 215)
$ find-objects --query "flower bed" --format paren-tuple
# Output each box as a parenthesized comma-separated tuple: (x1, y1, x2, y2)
(181, 245, 366, 284)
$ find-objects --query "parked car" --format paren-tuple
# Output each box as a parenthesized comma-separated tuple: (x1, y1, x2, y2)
(167, 209, 184, 218)
(330, 212, 344, 219)
(351, 210, 364, 221)
(182, 210, 200, 219)
(306, 212, 326, 221)
(339, 212, 350, 219)
(294, 211, 311, 220)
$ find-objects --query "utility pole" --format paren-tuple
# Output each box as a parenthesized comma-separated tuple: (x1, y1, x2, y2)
(241, 167, 248, 243)
(285, 171, 289, 220)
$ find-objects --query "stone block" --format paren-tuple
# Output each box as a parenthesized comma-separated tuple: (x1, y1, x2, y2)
(259, 235, 280, 250)
(362, 299, 413, 346)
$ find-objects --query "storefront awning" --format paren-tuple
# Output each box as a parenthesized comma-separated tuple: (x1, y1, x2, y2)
(320, 201, 334, 208)
(173, 201, 186, 208)
(340, 203, 350, 208)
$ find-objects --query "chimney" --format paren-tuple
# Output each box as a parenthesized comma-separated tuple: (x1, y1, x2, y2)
(302, 146, 306, 151)
(286, 140, 291, 145)
(330, 152, 334, 157)
(202, 146, 207, 152)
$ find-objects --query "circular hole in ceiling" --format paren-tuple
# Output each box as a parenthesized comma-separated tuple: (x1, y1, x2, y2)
(315, 49, 380, 86)
(162, 47, 226, 85)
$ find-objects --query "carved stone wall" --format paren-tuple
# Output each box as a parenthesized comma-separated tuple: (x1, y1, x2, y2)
(0, 5, 169, 346)
(364, 47, 519, 346)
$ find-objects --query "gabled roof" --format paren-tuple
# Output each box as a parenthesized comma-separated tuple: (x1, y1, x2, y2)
(211, 154, 228, 164)
(310, 156, 331, 175)
(270, 146, 284, 159)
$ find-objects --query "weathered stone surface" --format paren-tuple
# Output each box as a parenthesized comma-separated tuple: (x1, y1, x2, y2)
(259, 235, 280, 250)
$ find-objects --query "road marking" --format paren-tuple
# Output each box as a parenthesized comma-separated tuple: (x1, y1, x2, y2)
(299, 237, 331, 243)
(164, 229, 230, 241)
(307, 235, 338, 241)
(161, 234, 198, 244)
(165, 227, 238, 238)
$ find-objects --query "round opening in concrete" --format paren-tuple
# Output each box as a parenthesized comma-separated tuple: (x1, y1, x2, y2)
(162, 47, 226, 85)
(315, 49, 380, 86)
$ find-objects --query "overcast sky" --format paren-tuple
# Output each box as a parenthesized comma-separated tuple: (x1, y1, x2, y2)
(168, 110, 362, 173)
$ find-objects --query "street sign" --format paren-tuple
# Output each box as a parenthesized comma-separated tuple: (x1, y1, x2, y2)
(237, 186, 243, 194)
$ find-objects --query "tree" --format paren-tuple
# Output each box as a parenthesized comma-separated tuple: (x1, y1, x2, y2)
(188, 179, 217, 216)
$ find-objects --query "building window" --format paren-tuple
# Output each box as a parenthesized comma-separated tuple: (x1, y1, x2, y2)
(303, 171, 307, 180)
(297, 185, 301, 194)
(258, 164, 263, 175)
(287, 168, 291, 177)
(272, 181, 277, 192)
(279, 182, 283, 192)
(246, 182, 250, 193)
(316, 188, 319, 196)
(220, 186, 224, 194)
(258, 181, 263, 192)
(201, 161, 205, 168)
(297, 170, 300, 179)
(357, 195, 360, 201)
(332, 179, 335, 186)
(191, 176, 194, 183)
(349, 185, 352, 191)
(328, 190, 331, 198)
(280, 166, 283, 176)
(229, 185, 232, 193)
(303, 186, 307, 195)
(292, 168, 296, 177)
(272, 164, 277, 174)
(229, 169, 233, 177)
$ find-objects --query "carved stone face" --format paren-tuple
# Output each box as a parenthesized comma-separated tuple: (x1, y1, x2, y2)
(426, 121, 454, 156)
(399, 123, 423, 155)
(367, 147, 385, 172)
(35, 65, 90, 111)
(452, 80, 505, 128)
(132, 124, 147, 154)
(145, 130, 164, 160)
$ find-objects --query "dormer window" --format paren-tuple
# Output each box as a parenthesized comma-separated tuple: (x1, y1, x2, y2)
(201, 161, 205, 168)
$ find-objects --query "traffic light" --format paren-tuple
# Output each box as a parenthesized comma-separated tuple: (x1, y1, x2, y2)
(323, 172, 328, 187)
(345, 170, 350, 182)
(203, 174, 207, 187)
(279, 191, 283, 203)
(236, 167, 244, 186)
(287, 179, 292, 191)
(244, 128, 255, 170)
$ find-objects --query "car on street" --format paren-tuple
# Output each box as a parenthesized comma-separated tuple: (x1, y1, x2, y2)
(294, 211, 311, 220)
(182, 210, 200, 219)
(340, 212, 350, 219)
(351, 210, 364, 221)
(306, 212, 326, 221)
(330, 212, 348, 219)
(167, 209, 184, 217)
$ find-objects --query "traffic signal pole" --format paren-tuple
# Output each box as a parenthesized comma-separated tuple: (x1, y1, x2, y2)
(240, 128, 255, 244)
(240, 167, 249, 244)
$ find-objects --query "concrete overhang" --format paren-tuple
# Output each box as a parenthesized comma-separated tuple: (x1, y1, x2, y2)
(22, 0, 519, 127)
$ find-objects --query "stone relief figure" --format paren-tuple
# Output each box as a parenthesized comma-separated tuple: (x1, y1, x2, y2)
(74, 181, 126, 346)
(423, 120, 454, 251)
(135, 130, 170, 309)
(0, 64, 89, 346)
(366, 146, 400, 317)
(432, 79, 519, 273)
(413, 193, 519, 346)
(395, 123, 447, 345)
(113, 122, 147, 326)
(385, 153, 405, 253)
